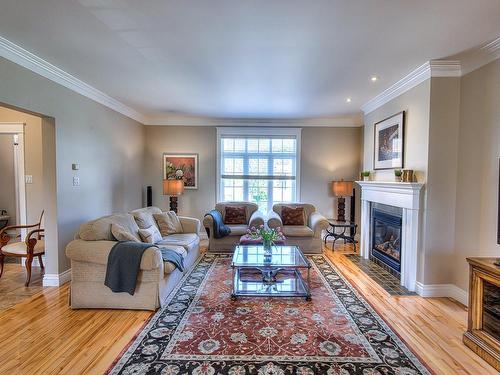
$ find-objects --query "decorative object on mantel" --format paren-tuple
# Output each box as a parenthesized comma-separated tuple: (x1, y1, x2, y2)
(360, 171, 371, 181)
(402, 169, 415, 182)
(374, 111, 405, 170)
(463, 257, 500, 371)
(394, 169, 402, 182)
(332, 180, 353, 222)
(163, 179, 184, 213)
(163, 153, 198, 189)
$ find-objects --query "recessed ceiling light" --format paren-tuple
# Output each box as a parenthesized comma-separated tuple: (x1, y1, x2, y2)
(371, 75, 379, 82)
(346, 97, 352, 103)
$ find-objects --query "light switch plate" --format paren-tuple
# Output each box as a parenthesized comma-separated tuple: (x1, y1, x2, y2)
(25, 175, 33, 184)
(73, 176, 80, 186)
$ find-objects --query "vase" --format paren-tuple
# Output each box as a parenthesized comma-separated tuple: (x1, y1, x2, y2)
(263, 240, 273, 256)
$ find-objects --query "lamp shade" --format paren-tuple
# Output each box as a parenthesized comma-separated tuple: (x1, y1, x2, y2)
(163, 179, 185, 196)
(332, 180, 353, 197)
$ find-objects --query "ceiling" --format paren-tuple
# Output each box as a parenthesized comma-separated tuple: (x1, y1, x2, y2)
(0, 0, 499, 123)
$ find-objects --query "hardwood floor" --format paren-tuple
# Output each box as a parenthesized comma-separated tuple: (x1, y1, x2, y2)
(0, 262, 44, 310)
(0, 245, 495, 374)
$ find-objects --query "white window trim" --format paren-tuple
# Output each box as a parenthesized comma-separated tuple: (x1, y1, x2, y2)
(216, 127, 302, 205)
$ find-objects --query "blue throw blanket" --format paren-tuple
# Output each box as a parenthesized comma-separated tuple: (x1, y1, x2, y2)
(105, 241, 185, 295)
(204, 209, 231, 239)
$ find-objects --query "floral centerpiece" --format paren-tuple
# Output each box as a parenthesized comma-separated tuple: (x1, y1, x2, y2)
(247, 225, 285, 254)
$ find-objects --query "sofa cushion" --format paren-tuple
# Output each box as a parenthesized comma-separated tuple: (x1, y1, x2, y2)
(138, 225, 162, 244)
(226, 225, 248, 236)
(130, 207, 162, 229)
(273, 203, 316, 224)
(111, 223, 141, 242)
(79, 213, 140, 241)
(224, 206, 247, 225)
(154, 211, 183, 236)
(281, 206, 305, 226)
(215, 202, 258, 223)
(283, 225, 314, 237)
(157, 233, 199, 252)
(161, 245, 187, 275)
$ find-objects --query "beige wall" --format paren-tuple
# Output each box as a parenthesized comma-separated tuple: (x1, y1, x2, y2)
(424, 77, 461, 284)
(144, 126, 217, 222)
(454, 58, 500, 290)
(363, 80, 431, 183)
(0, 106, 44, 225)
(0, 134, 16, 224)
(301, 127, 362, 220)
(0, 57, 145, 274)
(143, 126, 362, 224)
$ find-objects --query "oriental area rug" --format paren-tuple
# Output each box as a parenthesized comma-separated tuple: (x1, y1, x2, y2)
(108, 254, 430, 375)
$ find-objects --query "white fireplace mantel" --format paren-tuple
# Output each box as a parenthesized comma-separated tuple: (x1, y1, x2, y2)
(356, 181, 424, 292)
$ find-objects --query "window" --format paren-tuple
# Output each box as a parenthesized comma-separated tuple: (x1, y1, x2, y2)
(217, 128, 301, 213)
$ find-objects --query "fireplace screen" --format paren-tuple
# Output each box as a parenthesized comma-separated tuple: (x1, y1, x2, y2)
(371, 208, 402, 273)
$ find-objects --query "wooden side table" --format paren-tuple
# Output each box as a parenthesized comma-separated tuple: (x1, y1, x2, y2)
(324, 220, 358, 251)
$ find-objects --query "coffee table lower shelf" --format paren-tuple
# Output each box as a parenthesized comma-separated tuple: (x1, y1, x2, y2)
(231, 267, 311, 301)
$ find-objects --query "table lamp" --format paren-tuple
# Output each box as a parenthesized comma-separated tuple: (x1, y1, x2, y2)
(332, 180, 353, 222)
(163, 179, 184, 213)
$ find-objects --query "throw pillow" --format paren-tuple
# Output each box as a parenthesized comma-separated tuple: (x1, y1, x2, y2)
(154, 211, 183, 236)
(111, 223, 140, 242)
(281, 206, 305, 226)
(224, 206, 247, 225)
(138, 225, 162, 244)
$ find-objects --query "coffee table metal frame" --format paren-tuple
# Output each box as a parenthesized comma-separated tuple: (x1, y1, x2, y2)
(230, 244, 312, 301)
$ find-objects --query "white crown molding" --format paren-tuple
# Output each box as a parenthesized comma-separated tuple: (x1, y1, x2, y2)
(481, 36, 500, 58)
(42, 268, 71, 287)
(361, 60, 461, 115)
(145, 114, 364, 127)
(415, 282, 468, 306)
(0, 36, 147, 123)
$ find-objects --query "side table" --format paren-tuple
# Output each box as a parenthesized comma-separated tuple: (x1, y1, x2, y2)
(324, 220, 358, 251)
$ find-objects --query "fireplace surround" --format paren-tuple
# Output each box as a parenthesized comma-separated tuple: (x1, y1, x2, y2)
(357, 181, 424, 292)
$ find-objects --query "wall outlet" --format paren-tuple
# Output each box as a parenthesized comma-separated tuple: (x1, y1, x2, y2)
(25, 175, 33, 184)
(73, 176, 80, 186)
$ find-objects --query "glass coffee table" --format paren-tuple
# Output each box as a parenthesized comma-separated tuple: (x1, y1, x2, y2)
(231, 244, 312, 300)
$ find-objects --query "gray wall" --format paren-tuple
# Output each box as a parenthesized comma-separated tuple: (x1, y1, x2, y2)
(143, 125, 362, 223)
(454, 58, 500, 290)
(0, 57, 145, 274)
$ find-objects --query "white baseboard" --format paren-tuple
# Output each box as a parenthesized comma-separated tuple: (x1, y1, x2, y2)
(415, 282, 468, 306)
(43, 269, 71, 286)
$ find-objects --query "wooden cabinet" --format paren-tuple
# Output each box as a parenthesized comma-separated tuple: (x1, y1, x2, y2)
(463, 257, 500, 371)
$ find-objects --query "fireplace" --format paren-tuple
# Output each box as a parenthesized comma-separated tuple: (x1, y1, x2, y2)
(371, 204, 403, 277)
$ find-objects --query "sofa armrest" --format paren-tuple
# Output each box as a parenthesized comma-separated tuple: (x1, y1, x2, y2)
(65, 239, 163, 270)
(267, 211, 283, 229)
(202, 214, 214, 238)
(179, 216, 201, 234)
(309, 212, 329, 238)
(248, 210, 265, 228)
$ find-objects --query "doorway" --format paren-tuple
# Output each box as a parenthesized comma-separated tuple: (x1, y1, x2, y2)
(0, 123, 27, 238)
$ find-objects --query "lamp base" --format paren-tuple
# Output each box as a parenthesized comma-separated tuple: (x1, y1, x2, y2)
(169, 196, 178, 214)
(337, 197, 346, 222)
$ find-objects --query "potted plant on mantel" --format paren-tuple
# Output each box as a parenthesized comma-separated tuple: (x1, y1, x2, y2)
(360, 171, 371, 181)
(394, 169, 402, 182)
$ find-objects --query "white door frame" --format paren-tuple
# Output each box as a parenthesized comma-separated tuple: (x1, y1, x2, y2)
(0, 123, 27, 238)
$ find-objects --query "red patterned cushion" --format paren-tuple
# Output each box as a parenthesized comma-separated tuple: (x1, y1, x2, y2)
(224, 206, 247, 225)
(281, 206, 305, 226)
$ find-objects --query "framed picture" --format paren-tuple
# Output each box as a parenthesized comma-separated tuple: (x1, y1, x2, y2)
(163, 153, 198, 189)
(374, 111, 405, 170)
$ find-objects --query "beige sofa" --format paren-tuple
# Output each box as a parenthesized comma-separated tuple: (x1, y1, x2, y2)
(267, 203, 329, 254)
(203, 202, 265, 252)
(66, 207, 200, 311)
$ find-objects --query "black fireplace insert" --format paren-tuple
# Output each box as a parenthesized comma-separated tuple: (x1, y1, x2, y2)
(371, 208, 402, 275)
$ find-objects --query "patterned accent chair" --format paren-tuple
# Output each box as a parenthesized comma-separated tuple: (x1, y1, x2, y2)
(203, 202, 265, 252)
(267, 203, 329, 254)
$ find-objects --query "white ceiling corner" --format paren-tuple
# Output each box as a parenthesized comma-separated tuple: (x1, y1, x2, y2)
(0, 36, 147, 123)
